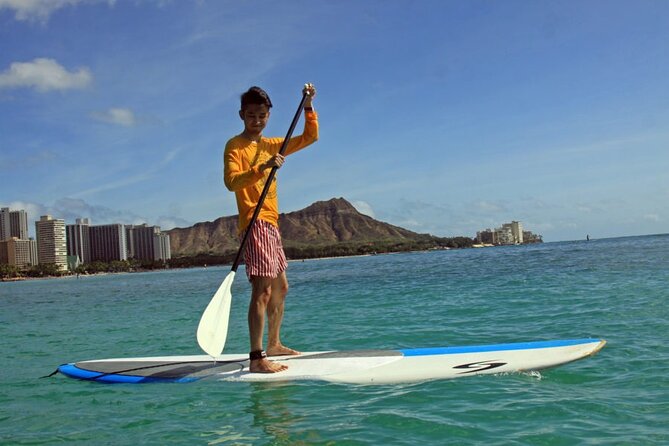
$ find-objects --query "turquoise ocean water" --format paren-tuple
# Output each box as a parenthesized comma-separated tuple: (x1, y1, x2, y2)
(1, 234, 668, 445)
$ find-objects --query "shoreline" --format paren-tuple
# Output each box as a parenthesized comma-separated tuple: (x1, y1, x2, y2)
(1, 271, 128, 283)
(2, 252, 399, 282)
(8, 237, 628, 283)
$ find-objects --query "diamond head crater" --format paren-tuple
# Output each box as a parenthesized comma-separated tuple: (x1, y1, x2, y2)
(166, 198, 474, 267)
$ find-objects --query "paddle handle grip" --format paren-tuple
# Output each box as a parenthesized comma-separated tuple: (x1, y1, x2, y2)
(231, 90, 309, 272)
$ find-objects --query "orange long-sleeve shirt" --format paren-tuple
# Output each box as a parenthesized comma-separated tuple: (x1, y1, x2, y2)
(224, 110, 319, 233)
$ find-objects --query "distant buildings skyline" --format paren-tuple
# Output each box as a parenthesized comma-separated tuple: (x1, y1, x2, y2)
(476, 221, 543, 246)
(4, 206, 541, 271)
(0, 207, 171, 271)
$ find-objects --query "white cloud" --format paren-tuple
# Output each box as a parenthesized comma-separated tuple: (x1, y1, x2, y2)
(643, 213, 660, 222)
(0, 198, 138, 226)
(0, 0, 115, 23)
(474, 200, 506, 213)
(0, 0, 76, 22)
(91, 108, 136, 127)
(0, 200, 46, 223)
(0, 58, 92, 92)
(0, 198, 189, 236)
(351, 200, 375, 218)
(155, 215, 193, 230)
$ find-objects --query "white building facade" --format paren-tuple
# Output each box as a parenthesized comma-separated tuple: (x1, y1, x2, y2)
(35, 215, 67, 271)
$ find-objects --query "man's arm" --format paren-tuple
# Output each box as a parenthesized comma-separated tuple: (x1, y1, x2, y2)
(281, 84, 319, 156)
(223, 146, 265, 192)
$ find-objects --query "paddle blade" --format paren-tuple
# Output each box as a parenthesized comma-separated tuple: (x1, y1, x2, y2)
(197, 271, 236, 357)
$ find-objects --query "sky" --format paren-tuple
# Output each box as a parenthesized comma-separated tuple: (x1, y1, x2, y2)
(1, 0, 667, 242)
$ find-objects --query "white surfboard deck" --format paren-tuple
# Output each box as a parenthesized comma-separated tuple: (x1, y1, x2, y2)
(57, 338, 605, 385)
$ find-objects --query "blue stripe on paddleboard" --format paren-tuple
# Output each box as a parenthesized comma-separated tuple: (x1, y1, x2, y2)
(57, 363, 198, 383)
(400, 338, 602, 357)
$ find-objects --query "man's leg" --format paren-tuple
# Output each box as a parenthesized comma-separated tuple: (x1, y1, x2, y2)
(266, 271, 300, 356)
(249, 276, 287, 373)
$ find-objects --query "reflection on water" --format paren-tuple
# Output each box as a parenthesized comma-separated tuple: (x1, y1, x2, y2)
(246, 382, 306, 445)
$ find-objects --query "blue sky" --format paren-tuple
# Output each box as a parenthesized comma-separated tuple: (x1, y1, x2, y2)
(1, 0, 667, 242)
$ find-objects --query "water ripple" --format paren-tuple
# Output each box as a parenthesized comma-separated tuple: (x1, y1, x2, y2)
(1, 235, 668, 445)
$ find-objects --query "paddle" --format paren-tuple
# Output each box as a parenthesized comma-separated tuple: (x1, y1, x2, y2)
(197, 86, 311, 357)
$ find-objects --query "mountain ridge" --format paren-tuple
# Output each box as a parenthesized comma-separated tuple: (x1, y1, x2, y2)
(167, 197, 447, 258)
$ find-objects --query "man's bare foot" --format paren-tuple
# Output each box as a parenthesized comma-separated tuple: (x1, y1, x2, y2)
(266, 344, 300, 356)
(249, 358, 287, 373)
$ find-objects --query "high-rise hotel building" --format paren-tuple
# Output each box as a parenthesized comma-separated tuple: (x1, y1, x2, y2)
(35, 215, 67, 270)
(0, 208, 7, 241)
(1, 208, 37, 270)
(0, 207, 29, 240)
(66, 218, 92, 264)
(155, 230, 171, 262)
(126, 224, 171, 262)
(509, 221, 524, 244)
(0, 237, 38, 269)
(89, 224, 128, 262)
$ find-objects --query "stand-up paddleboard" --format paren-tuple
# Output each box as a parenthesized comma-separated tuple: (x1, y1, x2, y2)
(56, 338, 605, 384)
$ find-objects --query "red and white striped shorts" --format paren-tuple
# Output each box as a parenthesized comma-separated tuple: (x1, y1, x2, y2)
(242, 219, 288, 281)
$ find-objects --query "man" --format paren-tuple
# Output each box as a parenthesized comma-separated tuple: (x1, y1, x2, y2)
(223, 84, 318, 373)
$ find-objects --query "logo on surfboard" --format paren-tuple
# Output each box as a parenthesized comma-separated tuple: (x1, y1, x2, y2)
(453, 360, 506, 374)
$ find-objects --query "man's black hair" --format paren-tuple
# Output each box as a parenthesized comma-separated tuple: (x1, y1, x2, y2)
(241, 86, 273, 110)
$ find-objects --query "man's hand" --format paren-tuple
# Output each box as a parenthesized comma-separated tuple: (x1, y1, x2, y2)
(261, 154, 285, 171)
(303, 83, 316, 108)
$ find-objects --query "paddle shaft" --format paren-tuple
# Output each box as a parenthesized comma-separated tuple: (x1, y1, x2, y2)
(230, 91, 309, 272)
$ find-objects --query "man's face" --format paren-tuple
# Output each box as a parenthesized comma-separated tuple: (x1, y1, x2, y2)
(240, 103, 270, 135)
